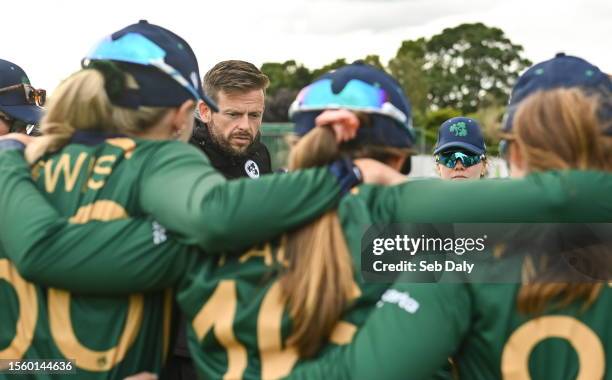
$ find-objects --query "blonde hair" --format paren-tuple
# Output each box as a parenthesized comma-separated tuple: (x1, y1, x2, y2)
(512, 87, 612, 314)
(512, 88, 612, 172)
(25, 69, 173, 163)
(281, 126, 411, 357)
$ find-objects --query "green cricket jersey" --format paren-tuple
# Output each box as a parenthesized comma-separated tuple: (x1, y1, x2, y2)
(178, 170, 612, 380)
(175, 188, 389, 380)
(1, 144, 611, 379)
(0, 135, 351, 379)
(288, 170, 612, 380)
(288, 283, 612, 380)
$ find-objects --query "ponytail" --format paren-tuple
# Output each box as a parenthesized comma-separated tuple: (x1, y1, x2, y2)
(281, 127, 355, 357)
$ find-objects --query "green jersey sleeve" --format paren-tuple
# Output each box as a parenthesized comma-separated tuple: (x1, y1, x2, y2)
(0, 149, 195, 294)
(369, 171, 611, 223)
(288, 283, 471, 380)
(0, 143, 356, 293)
(139, 142, 351, 252)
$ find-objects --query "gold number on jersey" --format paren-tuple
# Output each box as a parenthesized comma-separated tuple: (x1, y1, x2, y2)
(48, 289, 144, 371)
(162, 288, 174, 362)
(192, 280, 247, 380)
(330, 282, 361, 345)
(194, 278, 361, 379)
(501, 315, 605, 380)
(256, 280, 361, 378)
(0, 259, 38, 360)
(258, 281, 299, 379)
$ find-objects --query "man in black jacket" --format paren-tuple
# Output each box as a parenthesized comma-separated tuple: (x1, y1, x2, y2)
(163, 60, 272, 380)
(190, 60, 272, 179)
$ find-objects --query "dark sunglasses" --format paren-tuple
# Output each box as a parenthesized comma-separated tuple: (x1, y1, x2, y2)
(0, 83, 46, 107)
(436, 151, 484, 169)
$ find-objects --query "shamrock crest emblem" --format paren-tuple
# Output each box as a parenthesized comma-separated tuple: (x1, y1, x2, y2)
(449, 122, 468, 137)
(245, 160, 260, 179)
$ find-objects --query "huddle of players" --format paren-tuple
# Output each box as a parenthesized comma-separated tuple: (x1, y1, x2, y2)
(0, 19, 610, 380)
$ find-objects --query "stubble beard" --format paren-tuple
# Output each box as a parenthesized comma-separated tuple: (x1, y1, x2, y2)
(207, 119, 255, 158)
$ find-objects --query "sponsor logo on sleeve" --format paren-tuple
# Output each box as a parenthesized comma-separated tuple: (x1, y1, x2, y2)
(152, 221, 167, 245)
(376, 288, 420, 314)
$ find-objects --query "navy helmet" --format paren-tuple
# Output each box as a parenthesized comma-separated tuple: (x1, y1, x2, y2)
(503, 53, 611, 133)
(84, 20, 218, 111)
(289, 62, 415, 148)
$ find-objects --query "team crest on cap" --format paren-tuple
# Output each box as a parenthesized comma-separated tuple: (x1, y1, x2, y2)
(245, 160, 260, 179)
(449, 122, 468, 137)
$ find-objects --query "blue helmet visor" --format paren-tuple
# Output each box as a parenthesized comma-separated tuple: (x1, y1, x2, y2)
(289, 78, 410, 130)
(85, 33, 217, 111)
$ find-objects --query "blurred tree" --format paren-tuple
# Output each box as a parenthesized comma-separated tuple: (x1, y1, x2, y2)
(361, 54, 386, 71)
(388, 38, 429, 117)
(425, 23, 531, 113)
(422, 108, 462, 132)
(311, 58, 348, 79)
(264, 88, 299, 122)
(466, 105, 505, 155)
(260, 23, 529, 131)
(261, 60, 312, 96)
(408, 108, 461, 153)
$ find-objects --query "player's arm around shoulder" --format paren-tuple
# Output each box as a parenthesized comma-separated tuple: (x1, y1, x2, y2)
(287, 283, 471, 380)
(0, 140, 196, 293)
(0, 146, 71, 276)
(137, 140, 227, 248)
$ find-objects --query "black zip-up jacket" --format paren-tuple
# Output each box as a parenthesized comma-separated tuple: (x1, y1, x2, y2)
(189, 119, 272, 179)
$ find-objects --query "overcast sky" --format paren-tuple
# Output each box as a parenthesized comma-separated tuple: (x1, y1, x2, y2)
(1, 0, 609, 93)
